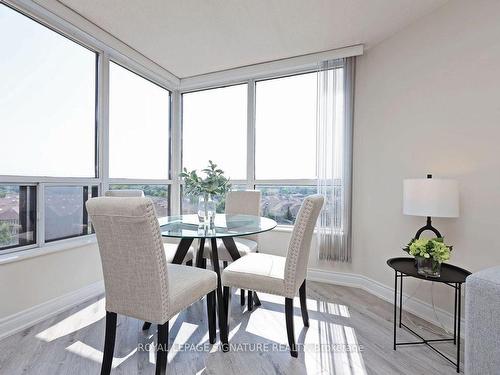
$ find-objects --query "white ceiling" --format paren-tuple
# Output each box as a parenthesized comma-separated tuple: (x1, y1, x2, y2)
(55, 0, 448, 78)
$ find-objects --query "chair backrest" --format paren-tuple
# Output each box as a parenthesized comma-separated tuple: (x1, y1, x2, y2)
(104, 189, 144, 197)
(284, 194, 324, 297)
(225, 190, 261, 241)
(86, 197, 169, 323)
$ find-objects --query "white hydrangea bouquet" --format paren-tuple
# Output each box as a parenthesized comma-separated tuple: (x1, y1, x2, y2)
(403, 237, 452, 277)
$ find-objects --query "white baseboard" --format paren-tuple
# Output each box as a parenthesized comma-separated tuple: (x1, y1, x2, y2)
(307, 268, 464, 336)
(0, 281, 104, 341)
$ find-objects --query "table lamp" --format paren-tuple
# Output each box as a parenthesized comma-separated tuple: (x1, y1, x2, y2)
(403, 174, 459, 239)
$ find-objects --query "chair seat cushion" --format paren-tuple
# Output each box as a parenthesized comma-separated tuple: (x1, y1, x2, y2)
(222, 253, 287, 297)
(203, 238, 258, 262)
(167, 264, 217, 318)
(164, 243, 194, 263)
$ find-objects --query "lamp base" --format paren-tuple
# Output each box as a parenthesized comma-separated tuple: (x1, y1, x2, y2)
(414, 216, 442, 239)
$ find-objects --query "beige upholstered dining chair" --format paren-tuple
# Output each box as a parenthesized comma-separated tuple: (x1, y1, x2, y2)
(104, 189, 145, 197)
(202, 190, 261, 306)
(105, 189, 194, 265)
(87, 197, 218, 375)
(221, 194, 324, 357)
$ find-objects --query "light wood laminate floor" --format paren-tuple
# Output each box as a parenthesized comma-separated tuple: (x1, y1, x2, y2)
(0, 281, 462, 374)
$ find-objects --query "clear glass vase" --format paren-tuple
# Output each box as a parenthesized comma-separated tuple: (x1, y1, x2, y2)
(198, 194, 216, 225)
(416, 256, 441, 277)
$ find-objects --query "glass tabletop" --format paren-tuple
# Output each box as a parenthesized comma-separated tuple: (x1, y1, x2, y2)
(159, 214, 277, 238)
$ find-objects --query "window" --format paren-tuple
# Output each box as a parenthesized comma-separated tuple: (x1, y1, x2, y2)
(255, 73, 317, 180)
(179, 73, 323, 225)
(1, 4, 100, 253)
(109, 62, 171, 179)
(0, 4, 97, 177)
(0, 4, 179, 253)
(182, 84, 247, 179)
(109, 185, 170, 218)
(253, 72, 319, 224)
(0, 185, 36, 250)
(45, 186, 98, 242)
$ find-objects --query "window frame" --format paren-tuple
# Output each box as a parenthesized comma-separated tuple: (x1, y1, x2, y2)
(179, 70, 327, 226)
(180, 82, 249, 184)
(107, 60, 173, 182)
(106, 60, 174, 217)
(0, 2, 176, 255)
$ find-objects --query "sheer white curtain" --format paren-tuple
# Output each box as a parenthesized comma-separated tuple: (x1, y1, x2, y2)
(316, 57, 354, 262)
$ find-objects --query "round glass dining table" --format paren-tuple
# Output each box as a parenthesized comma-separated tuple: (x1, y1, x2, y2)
(156, 213, 277, 347)
(159, 213, 277, 237)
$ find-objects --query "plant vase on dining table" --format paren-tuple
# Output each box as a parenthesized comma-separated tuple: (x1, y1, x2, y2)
(403, 237, 452, 277)
(180, 160, 231, 226)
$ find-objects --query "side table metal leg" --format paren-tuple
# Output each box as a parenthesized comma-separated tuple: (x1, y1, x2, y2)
(457, 283, 462, 373)
(393, 270, 397, 350)
(399, 274, 403, 328)
(454, 284, 458, 345)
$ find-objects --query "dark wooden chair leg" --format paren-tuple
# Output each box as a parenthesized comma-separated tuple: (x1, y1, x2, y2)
(299, 280, 309, 327)
(186, 259, 193, 266)
(142, 322, 151, 330)
(207, 291, 216, 344)
(248, 290, 253, 311)
(155, 322, 169, 375)
(223, 286, 231, 322)
(101, 311, 117, 375)
(240, 289, 245, 306)
(285, 298, 298, 357)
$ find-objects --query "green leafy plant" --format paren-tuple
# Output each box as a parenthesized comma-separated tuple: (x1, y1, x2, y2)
(404, 237, 452, 263)
(179, 160, 231, 198)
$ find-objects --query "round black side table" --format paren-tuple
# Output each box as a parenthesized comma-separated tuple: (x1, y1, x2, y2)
(387, 257, 471, 373)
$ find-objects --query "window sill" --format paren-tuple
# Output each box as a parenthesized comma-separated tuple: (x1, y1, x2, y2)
(0, 235, 97, 266)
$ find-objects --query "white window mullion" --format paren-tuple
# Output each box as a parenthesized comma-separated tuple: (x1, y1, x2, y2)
(37, 182, 45, 247)
(170, 90, 182, 215)
(100, 53, 110, 194)
(247, 79, 256, 189)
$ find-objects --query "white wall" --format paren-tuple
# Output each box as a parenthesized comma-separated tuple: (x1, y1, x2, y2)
(350, 0, 500, 313)
(0, 244, 102, 319)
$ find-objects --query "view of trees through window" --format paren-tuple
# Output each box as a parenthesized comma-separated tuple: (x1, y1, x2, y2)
(109, 185, 170, 218)
(181, 185, 319, 225)
(0, 185, 36, 250)
(257, 185, 318, 225)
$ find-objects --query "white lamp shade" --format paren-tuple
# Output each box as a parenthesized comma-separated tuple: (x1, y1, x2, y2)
(403, 178, 459, 218)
